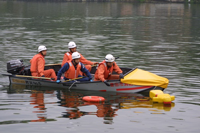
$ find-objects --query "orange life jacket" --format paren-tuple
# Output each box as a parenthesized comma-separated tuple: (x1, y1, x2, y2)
(64, 61, 81, 79)
(94, 60, 114, 80)
(65, 52, 72, 59)
(61, 52, 72, 67)
(62, 51, 94, 67)
(30, 54, 45, 73)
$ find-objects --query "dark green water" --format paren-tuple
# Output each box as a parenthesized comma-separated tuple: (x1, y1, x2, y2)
(0, 1, 200, 133)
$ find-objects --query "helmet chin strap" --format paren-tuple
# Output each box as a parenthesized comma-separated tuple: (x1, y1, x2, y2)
(70, 49, 73, 53)
(40, 51, 45, 56)
(69, 47, 77, 53)
(72, 60, 78, 66)
(106, 62, 114, 68)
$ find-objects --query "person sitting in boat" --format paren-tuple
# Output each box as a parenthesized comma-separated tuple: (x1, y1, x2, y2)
(94, 54, 124, 86)
(61, 41, 98, 72)
(30, 45, 57, 81)
(56, 52, 92, 83)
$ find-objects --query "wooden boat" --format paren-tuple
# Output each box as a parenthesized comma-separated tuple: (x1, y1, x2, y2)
(2, 59, 169, 93)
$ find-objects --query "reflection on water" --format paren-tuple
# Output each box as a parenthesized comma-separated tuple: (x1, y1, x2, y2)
(57, 90, 119, 123)
(121, 98, 175, 112)
(0, 84, 175, 125)
(30, 91, 47, 122)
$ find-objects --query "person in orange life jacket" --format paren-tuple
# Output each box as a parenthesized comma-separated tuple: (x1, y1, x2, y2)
(61, 41, 98, 72)
(94, 54, 124, 86)
(30, 45, 57, 81)
(56, 52, 92, 83)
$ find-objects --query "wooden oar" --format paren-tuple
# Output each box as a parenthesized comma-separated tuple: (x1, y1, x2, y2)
(45, 63, 61, 67)
(15, 75, 52, 80)
(63, 77, 83, 82)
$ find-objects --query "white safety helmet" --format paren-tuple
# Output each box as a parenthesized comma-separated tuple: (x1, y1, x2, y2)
(68, 41, 77, 49)
(38, 45, 47, 52)
(72, 52, 81, 59)
(105, 54, 115, 62)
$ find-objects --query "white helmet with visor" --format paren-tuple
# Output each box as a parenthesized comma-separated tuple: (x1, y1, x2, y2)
(38, 45, 47, 52)
(72, 52, 81, 59)
(68, 41, 77, 49)
(105, 54, 115, 62)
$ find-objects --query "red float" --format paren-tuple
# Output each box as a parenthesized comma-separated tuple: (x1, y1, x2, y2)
(82, 96, 105, 102)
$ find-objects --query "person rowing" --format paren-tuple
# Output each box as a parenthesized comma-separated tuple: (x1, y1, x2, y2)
(56, 52, 93, 83)
(94, 54, 124, 86)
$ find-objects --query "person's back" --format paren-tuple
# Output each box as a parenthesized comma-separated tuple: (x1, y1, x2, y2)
(30, 45, 57, 81)
(30, 53, 45, 76)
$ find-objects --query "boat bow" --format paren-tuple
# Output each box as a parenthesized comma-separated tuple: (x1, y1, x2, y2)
(121, 68, 169, 89)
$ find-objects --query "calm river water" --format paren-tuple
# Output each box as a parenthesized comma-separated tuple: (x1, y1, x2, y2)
(0, 1, 200, 133)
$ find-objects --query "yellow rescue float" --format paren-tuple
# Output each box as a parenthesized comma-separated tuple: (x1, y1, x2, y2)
(149, 90, 175, 104)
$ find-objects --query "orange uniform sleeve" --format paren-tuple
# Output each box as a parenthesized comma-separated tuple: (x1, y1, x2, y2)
(79, 53, 94, 65)
(37, 58, 45, 76)
(97, 65, 106, 82)
(113, 63, 123, 74)
(61, 53, 70, 67)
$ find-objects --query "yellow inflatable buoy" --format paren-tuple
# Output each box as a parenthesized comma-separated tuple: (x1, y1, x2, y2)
(149, 90, 175, 104)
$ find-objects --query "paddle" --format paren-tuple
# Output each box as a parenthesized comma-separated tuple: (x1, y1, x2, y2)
(63, 77, 84, 90)
(15, 75, 52, 80)
(104, 81, 110, 86)
(45, 63, 61, 67)
(63, 77, 83, 82)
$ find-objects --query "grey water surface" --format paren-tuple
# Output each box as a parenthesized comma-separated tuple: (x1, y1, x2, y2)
(0, 1, 200, 133)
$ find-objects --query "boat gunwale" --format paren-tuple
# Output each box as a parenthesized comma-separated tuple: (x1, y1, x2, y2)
(8, 74, 122, 85)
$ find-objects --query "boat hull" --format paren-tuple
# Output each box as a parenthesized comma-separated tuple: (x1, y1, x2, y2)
(4, 64, 166, 93)
(9, 76, 163, 93)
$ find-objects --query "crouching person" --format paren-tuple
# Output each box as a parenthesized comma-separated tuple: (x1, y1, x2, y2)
(30, 45, 57, 81)
(56, 52, 92, 83)
(94, 54, 124, 86)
